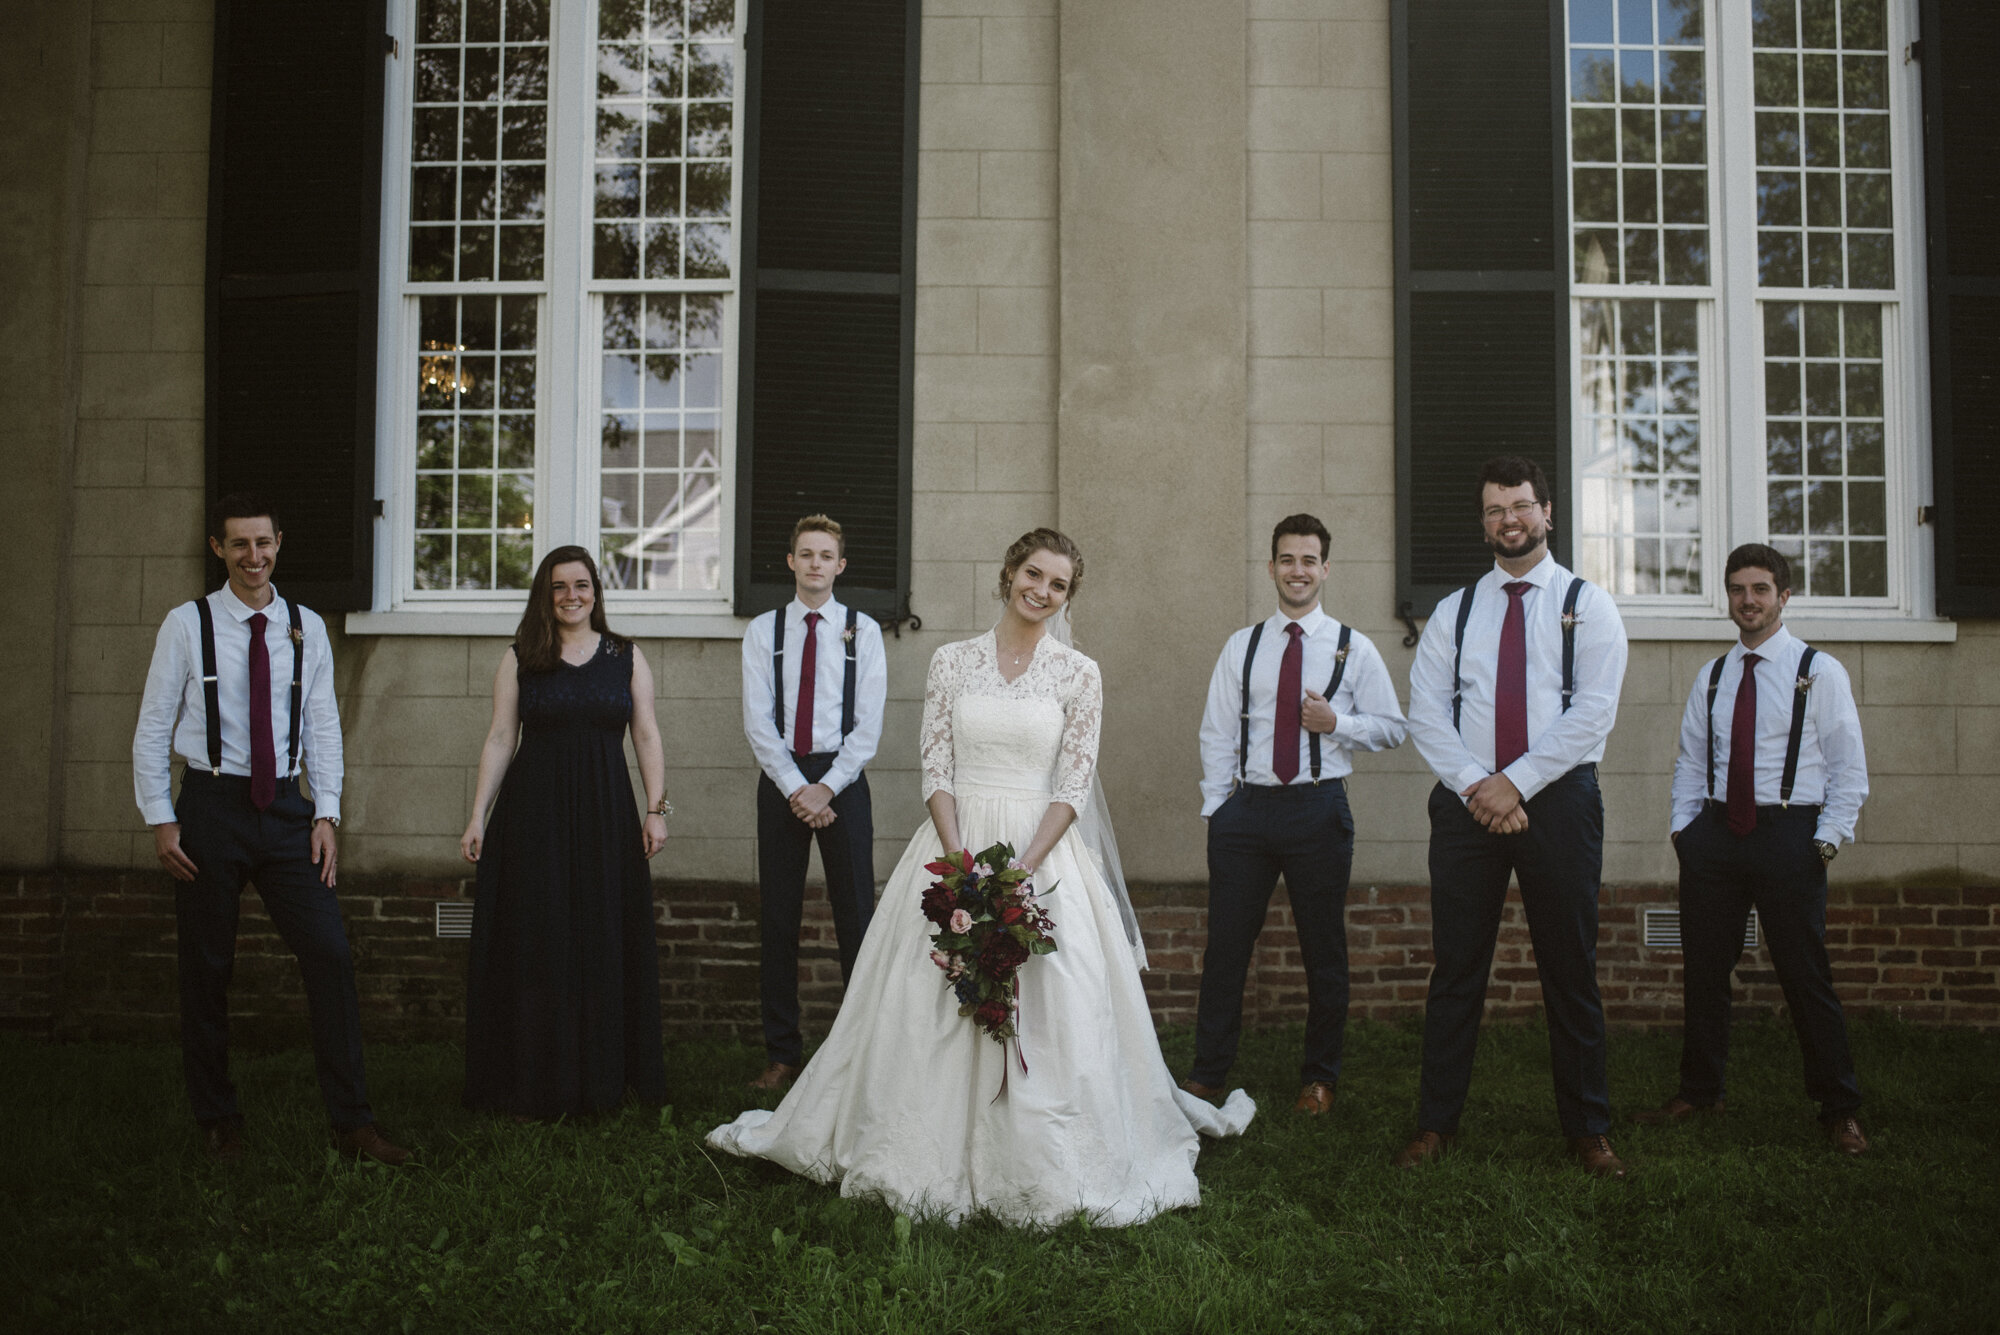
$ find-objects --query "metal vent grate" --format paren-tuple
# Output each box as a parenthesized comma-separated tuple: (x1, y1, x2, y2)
(1643, 908, 1758, 951)
(435, 902, 474, 939)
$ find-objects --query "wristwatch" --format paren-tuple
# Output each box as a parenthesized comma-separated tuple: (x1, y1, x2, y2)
(315, 815, 341, 829)
(1814, 839, 1838, 862)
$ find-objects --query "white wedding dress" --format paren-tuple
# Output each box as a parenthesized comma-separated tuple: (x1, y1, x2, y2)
(707, 631, 1254, 1227)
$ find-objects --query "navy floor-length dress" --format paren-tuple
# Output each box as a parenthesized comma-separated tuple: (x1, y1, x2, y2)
(464, 635, 666, 1115)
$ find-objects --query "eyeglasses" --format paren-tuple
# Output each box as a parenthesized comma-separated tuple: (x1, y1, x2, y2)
(1481, 501, 1543, 523)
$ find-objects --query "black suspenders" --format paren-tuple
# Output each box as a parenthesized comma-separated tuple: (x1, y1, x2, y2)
(190, 596, 306, 777)
(193, 598, 223, 776)
(1706, 645, 1819, 806)
(1236, 621, 1353, 787)
(1449, 576, 1588, 734)
(773, 605, 861, 746)
(1235, 623, 1265, 787)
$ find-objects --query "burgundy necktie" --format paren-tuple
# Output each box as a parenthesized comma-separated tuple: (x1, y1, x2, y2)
(1726, 653, 1763, 836)
(1495, 582, 1531, 772)
(1272, 623, 1304, 784)
(248, 612, 276, 810)
(793, 611, 821, 760)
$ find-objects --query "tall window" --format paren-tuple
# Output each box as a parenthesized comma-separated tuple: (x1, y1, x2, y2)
(1566, 0, 1921, 610)
(382, 0, 739, 603)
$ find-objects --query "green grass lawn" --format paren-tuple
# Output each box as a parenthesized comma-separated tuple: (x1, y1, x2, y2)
(4, 1017, 1995, 1333)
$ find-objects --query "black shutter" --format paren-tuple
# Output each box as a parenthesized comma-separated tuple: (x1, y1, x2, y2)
(734, 0, 918, 622)
(205, 0, 383, 611)
(1920, 1, 2000, 616)
(1392, 0, 1570, 623)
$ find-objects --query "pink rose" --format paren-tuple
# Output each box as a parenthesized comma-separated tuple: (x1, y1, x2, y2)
(948, 909, 972, 934)
(930, 949, 951, 972)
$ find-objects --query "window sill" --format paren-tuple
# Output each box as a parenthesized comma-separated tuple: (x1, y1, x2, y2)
(345, 608, 749, 640)
(1619, 615, 1957, 643)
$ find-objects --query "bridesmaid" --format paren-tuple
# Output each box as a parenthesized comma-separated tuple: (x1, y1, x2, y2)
(459, 546, 670, 1117)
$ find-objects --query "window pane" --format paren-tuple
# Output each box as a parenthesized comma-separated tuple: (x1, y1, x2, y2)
(1568, 0, 1707, 285)
(1576, 298, 1704, 596)
(1752, 3, 1892, 290)
(598, 294, 726, 592)
(595, 2, 737, 280)
(414, 295, 538, 591)
(407, 0, 549, 281)
(1762, 301, 1888, 596)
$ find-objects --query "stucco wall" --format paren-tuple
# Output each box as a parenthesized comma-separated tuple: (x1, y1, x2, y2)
(9, 0, 1999, 898)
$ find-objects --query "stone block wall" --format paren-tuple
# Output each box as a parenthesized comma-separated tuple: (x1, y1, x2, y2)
(8, 871, 1994, 1043)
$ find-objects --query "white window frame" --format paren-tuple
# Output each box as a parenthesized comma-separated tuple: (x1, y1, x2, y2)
(353, 0, 749, 638)
(1565, 0, 1951, 642)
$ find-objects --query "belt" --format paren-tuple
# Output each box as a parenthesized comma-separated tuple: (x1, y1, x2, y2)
(1237, 777, 1346, 796)
(1703, 798, 1820, 816)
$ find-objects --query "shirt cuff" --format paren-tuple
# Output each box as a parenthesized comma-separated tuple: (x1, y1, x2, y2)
(1332, 714, 1360, 743)
(1452, 764, 1489, 802)
(1813, 824, 1846, 849)
(1501, 757, 1548, 802)
(141, 799, 179, 826)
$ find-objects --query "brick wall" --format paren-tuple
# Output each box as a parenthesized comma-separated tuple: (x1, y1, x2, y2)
(6, 872, 1993, 1042)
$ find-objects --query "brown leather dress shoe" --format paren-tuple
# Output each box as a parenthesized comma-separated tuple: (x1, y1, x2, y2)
(204, 1121, 245, 1163)
(1391, 1130, 1454, 1167)
(1293, 1081, 1336, 1115)
(1567, 1134, 1629, 1179)
(748, 1061, 800, 1091)
(334, 1124, 412, 1167)
(1824, 1115, 1869, 1156)
(1632, 1095, 1724, 1125)
(1178, 1077, 1224, 1106)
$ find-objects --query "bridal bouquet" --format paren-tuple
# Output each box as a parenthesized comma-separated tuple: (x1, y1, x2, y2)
(920, 842, 1057, 1047)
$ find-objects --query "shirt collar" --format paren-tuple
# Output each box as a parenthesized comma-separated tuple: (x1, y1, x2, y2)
(1267, 604, 1331, 637)
(788, 594, 843, 625)
(1731, 623, 1794, 663)
(217, 584, 284, 623)
(1484, 551, 1560, 592)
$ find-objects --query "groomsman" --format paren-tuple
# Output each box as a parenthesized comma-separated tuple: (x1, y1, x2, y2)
(1399, 457, 1630, 1176)
(132, 493, 408, 1165)
(1638, 543, 1870, 1154)
(1185, 514, 1408, 1114)
(740, 515, 887, 1090)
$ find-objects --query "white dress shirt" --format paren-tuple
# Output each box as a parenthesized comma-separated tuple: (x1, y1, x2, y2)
(1197, 606, 1408, 817)
(132, 585, 344, 825)
(1669, 625, 1868, 846)
(1407, 553, 1628, 803)
(740, 595, 887, 797)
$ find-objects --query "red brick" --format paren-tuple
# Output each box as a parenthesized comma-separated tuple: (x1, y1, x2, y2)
(1938, 908, 1991, 927)
(1877, 907, 1933, 926)
(1826, 907, 1874, 925)
(1949, 988, 2000, 1004)
(1961, 887, 2000, 906)
(1922, 948, 1978, 968)
(1900, 887, 1962, 906)
(1881, 966, 1938, 985)
(1895, 928, 1959, 947)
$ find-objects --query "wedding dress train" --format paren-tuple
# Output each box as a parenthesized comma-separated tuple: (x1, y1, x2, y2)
(707, 631, 1253, 1226)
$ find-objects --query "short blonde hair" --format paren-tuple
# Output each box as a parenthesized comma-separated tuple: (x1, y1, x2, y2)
(790, 514, 844, 556)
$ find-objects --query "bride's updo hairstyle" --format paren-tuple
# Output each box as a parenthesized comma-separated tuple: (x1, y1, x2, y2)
(997, 527, 1085, 604)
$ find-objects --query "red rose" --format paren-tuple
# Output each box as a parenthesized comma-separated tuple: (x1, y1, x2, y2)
(980, 932, 1030, 974)
(999, 905, 1025, 925)
(975, 998, 1010, 1029)
(920, 883, 958, 927)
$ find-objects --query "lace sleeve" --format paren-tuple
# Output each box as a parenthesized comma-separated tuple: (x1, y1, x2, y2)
(919, 644, 958, 801)
(1051, 654, 1103, 810)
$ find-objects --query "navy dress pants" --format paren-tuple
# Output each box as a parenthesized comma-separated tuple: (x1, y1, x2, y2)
(1673, 804, 1861, 1118)
(1418, 766, 1610, 1138)
(755, 752, 876, 1067)
(173, 771, 373, 1131)
(1192, 781, 1355, 1088)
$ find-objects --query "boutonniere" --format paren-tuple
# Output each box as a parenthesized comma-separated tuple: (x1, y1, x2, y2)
(1334, 645, 1350, 664)
(841, 626, 856, 645)
(1795, 673, 1817, 695)
(1561, 611, 1584, 630)
(289, 626, 305, 646)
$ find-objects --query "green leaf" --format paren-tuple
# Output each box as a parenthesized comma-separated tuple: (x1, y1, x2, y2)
(213, 1251, 232, 1278)
(428, 1226, 449, 1252)
(892, 1214, 911, 1246)
(658, 1104, 674, 1128)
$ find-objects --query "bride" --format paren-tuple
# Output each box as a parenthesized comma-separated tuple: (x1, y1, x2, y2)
(708, 528, 1253, 1226)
